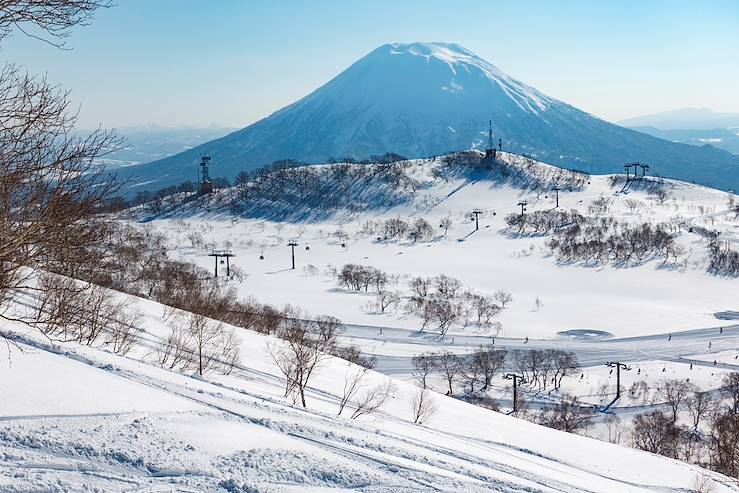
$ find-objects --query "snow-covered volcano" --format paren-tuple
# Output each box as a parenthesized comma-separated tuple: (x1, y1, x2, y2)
(121, 42, 739, 192)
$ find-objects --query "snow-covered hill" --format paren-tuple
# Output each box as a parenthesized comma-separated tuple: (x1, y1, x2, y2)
(139, 151, 739, 340)
(117, 42, 739, 193)
(1, 291, 735, 492)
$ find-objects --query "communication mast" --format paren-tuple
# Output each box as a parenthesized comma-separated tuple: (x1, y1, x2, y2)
(485, 120, 497, 159)
(198, 155, 213, 195)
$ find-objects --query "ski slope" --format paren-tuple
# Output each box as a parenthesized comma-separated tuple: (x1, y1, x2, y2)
(144, 152, 739, 340)
(1, 291, 735, 492)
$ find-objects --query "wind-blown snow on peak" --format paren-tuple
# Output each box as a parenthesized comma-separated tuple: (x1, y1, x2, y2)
(121, 42, 739, 193)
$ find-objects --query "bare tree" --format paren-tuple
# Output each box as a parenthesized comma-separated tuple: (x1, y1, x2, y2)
(473, 346, 506, 392)
(492, 290, 513, 308)
(686, 391, 716, 431)
(338, 364, 369, 416)
(375, 290, 400, 313)
(432, 350, 460, 395)
(267, 316, 339, 408)
(628, 380, 650, 406)
(0, 1, 112, 47)
(34, 273, 88, 341)
(657, 378, 698, 423)
(438, 217, 451, 236)
(76, 285, 125, 346)
(631, 411, 685, 458)
(410, 387, 438, 424)
(433, 274, 462, 299)
(464, 291, 501, 325)
(408, 276, 431, 298)
(707, 408, 739, 479)
(0, 1, 121, 339)
(412, 353, 434, 389)
(537, 394, 595, 433)
(551, 350, 579, 390)
(350, 380, 397, 419)
(186, 313, 225, 376)
(720, 372, 739, 415)
(604, 414, 623, 444)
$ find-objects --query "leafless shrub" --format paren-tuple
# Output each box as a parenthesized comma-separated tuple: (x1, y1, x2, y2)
(106, 308, 142, 356)
(537, 394, 595, 433)
(624, 198, 644, 215)
(156, 326, 195, 372)
(692, 474, 715, 493)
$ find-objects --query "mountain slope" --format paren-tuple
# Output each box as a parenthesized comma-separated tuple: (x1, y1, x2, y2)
(2, 292, 735, 492)
(118, 42, 739, 192)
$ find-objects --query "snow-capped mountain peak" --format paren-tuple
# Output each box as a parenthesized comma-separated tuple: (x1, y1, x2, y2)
(119, 42, 739, 194)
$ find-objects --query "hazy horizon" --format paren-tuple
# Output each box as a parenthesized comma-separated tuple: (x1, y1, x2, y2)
(7, 0, 739, 130)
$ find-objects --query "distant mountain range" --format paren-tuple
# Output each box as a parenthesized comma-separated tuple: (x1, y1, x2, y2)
(618, 108, 739, 130)
(115, 43, 739, 193)
(627, 126, 739, 155)
(97, 125, 235, 169)
(617, 108, 739, 156)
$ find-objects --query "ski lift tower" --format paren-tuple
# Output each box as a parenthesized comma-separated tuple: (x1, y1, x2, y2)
(198, 155, 214, 196)
(485, 120, 497, 159)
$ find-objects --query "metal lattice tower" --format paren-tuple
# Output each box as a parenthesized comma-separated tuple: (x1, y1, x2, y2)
(485, 120, 497, 159)
(199, 155, 213, 195)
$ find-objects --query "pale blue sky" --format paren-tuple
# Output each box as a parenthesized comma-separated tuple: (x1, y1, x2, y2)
(5, 0, 739, 129)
